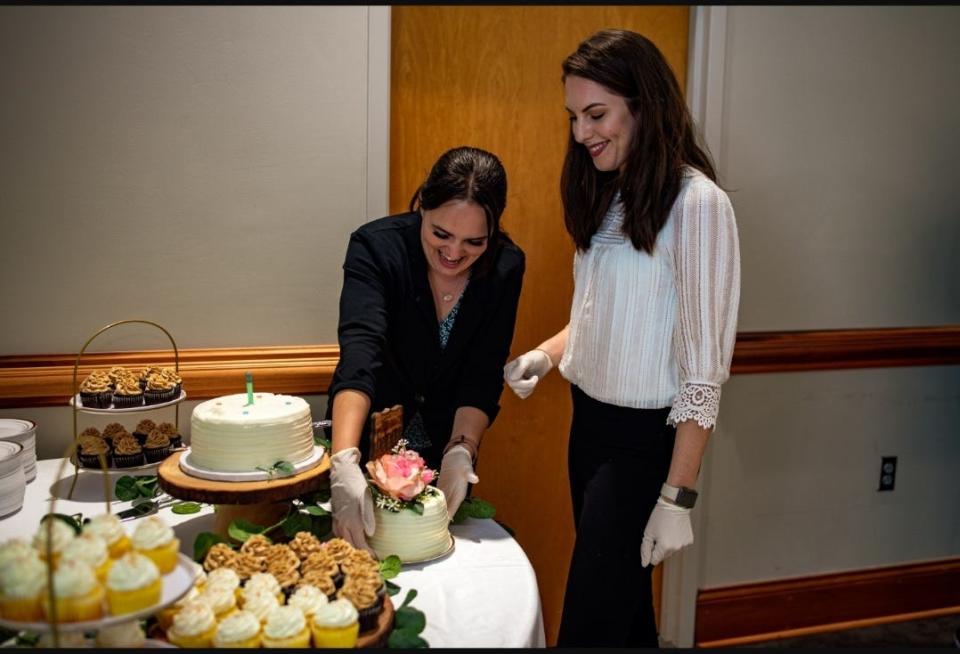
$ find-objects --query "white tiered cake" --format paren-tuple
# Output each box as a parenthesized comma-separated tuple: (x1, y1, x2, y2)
(188, 393, 314, 472)
(367, 486, 453, 563)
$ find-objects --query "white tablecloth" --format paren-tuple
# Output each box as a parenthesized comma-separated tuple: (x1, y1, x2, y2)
(0, 458, 546, 648)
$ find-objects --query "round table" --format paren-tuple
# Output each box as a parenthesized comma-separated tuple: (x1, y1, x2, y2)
(0, 458, 546, 648)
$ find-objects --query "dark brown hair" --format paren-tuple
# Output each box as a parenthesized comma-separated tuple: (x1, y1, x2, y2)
(561, 29, 717, 253)
(409, 145, 510, 276)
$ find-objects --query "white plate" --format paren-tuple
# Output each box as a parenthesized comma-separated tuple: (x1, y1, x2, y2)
(0, 441, 24, 477)
(179, 445, 326, 482)
(69, 390, 187, 414)
(73, 457, 164, 474)
(0, 553, 199, 634)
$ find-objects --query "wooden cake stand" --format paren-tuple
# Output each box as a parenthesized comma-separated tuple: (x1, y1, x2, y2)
(157, 450, 330, 535)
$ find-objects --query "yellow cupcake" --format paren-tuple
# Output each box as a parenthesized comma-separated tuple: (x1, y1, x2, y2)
(105, 552, 162, 615)
(84, 513, 132, 559)
(310, 598, 359, 648)
(241, 588, 281, 624)
(131, 516, 179, 574)
(212, 609, 261, 648)
(262, 605, 311, 648)
(42, 559, 105, 622)
(241, 571, 283, 605)
(0, 555, 47, 621)
(31, 518, 76, 565)
(62, 533, 112, 583)
(198, 585, 238, 619)
(166, 600, 218, 648)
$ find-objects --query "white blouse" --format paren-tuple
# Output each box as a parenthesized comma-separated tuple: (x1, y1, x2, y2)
(558, 167, 740, 429)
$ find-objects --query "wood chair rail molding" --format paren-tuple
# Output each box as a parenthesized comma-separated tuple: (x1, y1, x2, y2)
(1, 326, 958, 409)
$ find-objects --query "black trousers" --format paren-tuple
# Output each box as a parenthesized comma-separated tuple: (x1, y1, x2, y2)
(556, 385, 676, 648)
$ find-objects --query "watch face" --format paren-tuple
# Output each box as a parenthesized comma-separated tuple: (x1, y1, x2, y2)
(675, 487, 698, 508)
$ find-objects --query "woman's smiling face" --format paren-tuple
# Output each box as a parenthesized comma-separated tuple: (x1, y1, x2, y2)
(564, 74, 636, 172)
(420, 199, 489, 278)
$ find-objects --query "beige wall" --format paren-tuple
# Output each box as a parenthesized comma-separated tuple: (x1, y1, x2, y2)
(0, 6, 388, 354)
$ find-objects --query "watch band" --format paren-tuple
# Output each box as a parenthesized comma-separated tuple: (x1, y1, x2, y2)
(661, 482, 698, 509)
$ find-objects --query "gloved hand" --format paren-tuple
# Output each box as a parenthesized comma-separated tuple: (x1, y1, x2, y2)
(640, 497, 693, 567)
(437, 445, 479, 521)
(503, 349, 553, 399)
(329, 447, 376, 552)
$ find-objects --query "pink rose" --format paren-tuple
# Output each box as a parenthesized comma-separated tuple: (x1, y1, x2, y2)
(367, 454, 428, 501)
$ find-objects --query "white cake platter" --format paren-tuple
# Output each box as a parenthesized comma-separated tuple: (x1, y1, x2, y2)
(69, 390, 187, 414)
(178, 445, 326, 482)
(0, 553, 199, 634)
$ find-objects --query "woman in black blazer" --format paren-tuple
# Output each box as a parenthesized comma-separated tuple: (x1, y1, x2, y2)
(326, 146, 525, 551)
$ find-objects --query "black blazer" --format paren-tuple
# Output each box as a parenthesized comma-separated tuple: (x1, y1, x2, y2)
(326, 212, 525, 464)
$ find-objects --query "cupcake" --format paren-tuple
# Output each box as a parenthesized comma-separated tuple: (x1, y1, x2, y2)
(42, 558, 105, 622)
(105, 552, 162, 615)
(0, 538, 38, 571)
(242, 588, 281, 624)
(321, 537, 355, 563)
(157, 421, 183, 449)
(84, 513, 132, 559)
(61, 533, 112, 582)
(300, 570, 337, 600)
(131, 515, 179, 573)
(106, 366, 129, 387)
(0, 554, 47, 621)
(309, 597, 359, 648)
(205, 566, 241, 595)
(212, 609, 262, 648)
(198, 585, 238, 619)
(287, 584, 329, 619)
(31, 518, 76, 564)
(243, 572, 283, 604)
(141, 429, 171, 464)
(143, 375, 176, 405)
(288, 531, 323, 562)
(302, 550, 342, 586)
(262, 605, 311, 648)
(112, 378, 144, 408)
(166, 600, 218, 648)
(79, 374, 113, 408)
(78, 435, 111, 469)
(102, 422, 127, 443)
(95, 620, 146, 648)
(336, 575, 383, 633)
(160, 367, 183, 396)
(132, 419, 156, 445)
(139, 366, 164, 390)
(78, 426, 102, 441)
(111, 435, 145, 468)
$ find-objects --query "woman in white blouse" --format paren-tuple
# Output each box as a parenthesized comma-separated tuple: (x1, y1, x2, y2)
(503, 29, 740, 647)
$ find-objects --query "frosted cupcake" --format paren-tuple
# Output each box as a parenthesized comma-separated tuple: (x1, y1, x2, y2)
(142, 430, 171, 463)
(198, 584, 238, 619)
(0, 538, 37, 571)
(262, 605, 311, 648)
(132, 419, 156, 445)
(131, 515, 179, 573)
(105, 552, 161, 615)
(42, 559, 105, 622)
(112, 378, 144, 408)
(242, 572, 283, 604)
(31, 518, 76, 564)
(79, 374, 113, 408)
(84, 513, 132, 559)
(309, 598, 359, 648)
(95, 620, 146, 648)
(288, 583, 329, 619)
(212, 609, 262, 648)
(111, 435, 145, 468)
(242, 588, 281, 624)
(205, 566, 240, 595)
(61, 532, 112, 582)
(0, 554, 47, 621)
(167, 600, 218, 648)
(157, 421, 183, 449)
(144, 375, 176, 405)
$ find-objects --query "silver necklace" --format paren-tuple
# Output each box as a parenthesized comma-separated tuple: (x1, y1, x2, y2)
(441, 293, 454, 302)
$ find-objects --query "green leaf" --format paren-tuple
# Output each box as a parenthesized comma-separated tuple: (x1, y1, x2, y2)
(14, 632, 40, 647)
(465, 497, 496, 519)
(406, 501, 424, 516)
(274, 460, 295, 476)
(388, 629, 429, 648)
(308, 514, 332, 540)
(114, 475, 141, 501)
(385, 579, 401, 596)
(394, 605, 426, 634)
(314, 435, 331, 450)
(280, 511, 312, 538)
(134, 475, 160, 498)
(228, 518, 267, 543)
(451, 502, 470, 525)
(379, 554, 402, 579)
(304, 504, 329, 516)
(171, 501, 202, 515)
(40, 513, 82, 534)
(193, 532, 228, 562)
(399, 588, 418, 609)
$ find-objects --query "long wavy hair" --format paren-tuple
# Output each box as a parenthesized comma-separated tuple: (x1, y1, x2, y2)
(561, 29, 717, 253)
(409, 145, 511, 277)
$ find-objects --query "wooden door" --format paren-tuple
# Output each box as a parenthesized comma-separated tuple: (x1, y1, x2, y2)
(390, 6, 690, 645)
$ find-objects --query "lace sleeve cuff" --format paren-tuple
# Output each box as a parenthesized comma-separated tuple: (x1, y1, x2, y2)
(667, 382, 721, 429)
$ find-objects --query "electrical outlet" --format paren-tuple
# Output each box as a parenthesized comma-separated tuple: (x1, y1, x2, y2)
(878, 456, 897, 491)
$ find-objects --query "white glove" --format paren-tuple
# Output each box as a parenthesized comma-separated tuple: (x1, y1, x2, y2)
(640, 497, 693, 567)
(503, 349, 553, 399)
(437, 445, 479, 521)
(329, 448, 376, 552)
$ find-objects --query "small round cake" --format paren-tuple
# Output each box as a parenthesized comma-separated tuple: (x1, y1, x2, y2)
(367, 486, 452, 563)
(189, 393, 314, 473)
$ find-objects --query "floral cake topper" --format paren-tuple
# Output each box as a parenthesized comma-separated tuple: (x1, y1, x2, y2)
(366, 439, 438, 513)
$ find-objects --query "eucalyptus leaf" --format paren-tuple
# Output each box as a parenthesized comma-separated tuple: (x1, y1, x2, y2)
(379, 555, 402, 579)
(304, 505, 329, 516)
(171, 501, 202, 515)
(394, 605, 427, 634)
(274, 460, 295, 476)
(228, 518, 267, 543)
(313, 436, 331, 450)
(388, 630, 428, 648)
(193, 532, 228, 562)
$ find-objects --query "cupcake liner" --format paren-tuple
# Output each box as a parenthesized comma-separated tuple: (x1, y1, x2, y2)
(80, 391, 113, 409)
(143, 388, 175, 405)
(356, 600, 383, 633)
(143, 444, 171, 463)
(79, 451, 112, 469)
(112, 452, 146, 468)
(112, 394, 144, 408)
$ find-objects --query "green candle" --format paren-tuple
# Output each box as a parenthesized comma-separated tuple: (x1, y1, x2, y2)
(245, 372, 254, 405)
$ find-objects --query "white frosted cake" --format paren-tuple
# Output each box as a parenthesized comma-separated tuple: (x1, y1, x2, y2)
(188, 393, 314, 472)
(367, 486, 453, 563)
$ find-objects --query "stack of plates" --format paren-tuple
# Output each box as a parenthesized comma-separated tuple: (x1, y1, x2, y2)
(0, 418, 37, 482)
(0, 440, 25, 517)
